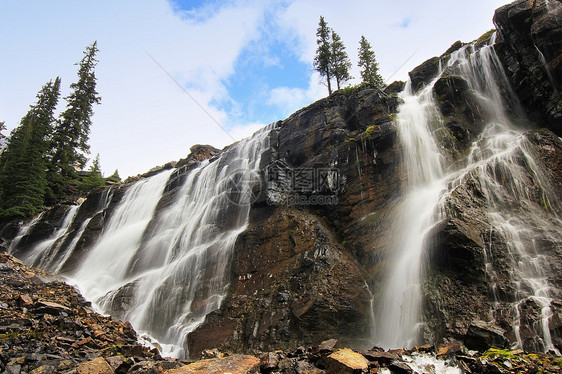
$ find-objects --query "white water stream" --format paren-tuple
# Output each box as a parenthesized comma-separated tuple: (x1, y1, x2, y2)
(375, 35, 562, 353)
(10, 125, 272, 359)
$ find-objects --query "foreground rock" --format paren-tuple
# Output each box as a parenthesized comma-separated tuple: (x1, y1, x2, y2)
(0, 254, 560, 374)
(0, 252, 182, 374)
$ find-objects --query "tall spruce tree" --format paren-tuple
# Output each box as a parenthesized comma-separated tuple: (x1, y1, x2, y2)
(313, 16, 333, 95)
(330, 30, 352, 90)
(48, 41, 101, 203)
(358, 35, 385, 89)
(0, 78, 61, 218)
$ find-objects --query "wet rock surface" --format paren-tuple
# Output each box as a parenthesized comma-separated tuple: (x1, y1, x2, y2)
(494, 0, 562, 136)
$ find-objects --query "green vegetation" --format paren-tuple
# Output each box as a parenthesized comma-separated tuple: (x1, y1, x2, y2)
(314, 16, 333, 95)
(358, 35, 385, 89)
(0, 78, 61, 218)
(0, 42, 108, 219)
(479, 348, 562, 372)
(78, 154, 105, 194)
(314, 16, 352, 94)
(314, 20, 385, 96)
(364, 125, 376, 139)
(47, 41, 101, 205)
(331, 30, 352, 90)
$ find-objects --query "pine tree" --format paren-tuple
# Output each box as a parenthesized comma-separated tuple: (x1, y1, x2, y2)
(331, 30, 352, 90)
(78, 153, 105, 193)
(314, 16, 333, 95)
(48, 41, 101, 203)
(0, 78, 61, 218)
(105, 169, 121, 184)
(358, 35, 385, 89)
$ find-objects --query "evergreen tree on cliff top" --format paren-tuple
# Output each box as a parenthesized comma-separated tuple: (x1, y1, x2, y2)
(314, 16, 333, 95)
(48, 41, 101, 203)
(0, 78, 61, 218)
(78, 153, 105, 194)
(331, 30, 352, 90)
(358, 35, 385, 89)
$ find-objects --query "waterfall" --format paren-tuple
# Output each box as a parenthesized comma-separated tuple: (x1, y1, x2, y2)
(7, 211, 45, 254)
(54, 188, 114, 274)
(115, 125, 271, 358)
(375, 35, 562, 351)
(10, 124, 272, 359)
(374, 64, 448, 348)
(24, 204, 81, 270)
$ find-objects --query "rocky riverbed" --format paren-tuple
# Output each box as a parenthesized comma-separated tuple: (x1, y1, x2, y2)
(2, 251, 561, 373)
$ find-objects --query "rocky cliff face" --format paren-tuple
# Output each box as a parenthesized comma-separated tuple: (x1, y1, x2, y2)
(494, 0, 562, 135)
(3, 0, 562, 360)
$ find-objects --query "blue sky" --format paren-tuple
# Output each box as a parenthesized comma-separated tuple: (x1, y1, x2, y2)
(0, 0, 512, 178)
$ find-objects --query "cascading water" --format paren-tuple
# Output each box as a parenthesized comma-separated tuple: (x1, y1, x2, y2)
(374, 76, 447, 348)
(374, 34, 562, 351)
(7, 211, 45, 254)
(54, 188, 114, 274)
(24, 204, 81, 270)
(9, 124, 272, 359)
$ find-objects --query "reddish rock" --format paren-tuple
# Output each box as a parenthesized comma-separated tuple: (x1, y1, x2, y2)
(326, 348, 369, 374)
(76, 357, 113, 374)
(436, 342, 463, 358)
(164, 354, 260, 374)
(17, 294, 33, 306)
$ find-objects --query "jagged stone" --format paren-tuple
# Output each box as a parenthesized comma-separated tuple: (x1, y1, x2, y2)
(436, 343, 464, 358)
(163, 354, 260, 374)
(259, 351, 281, 371)
(325, 348, 369, 374)
(76, 357, 113, 374)
(360, 350, 399, 365)
(318, 339, 338, 353)
(494, 0, 562, 136)
(464, 321, 509, 351)
(388, 361, 413, 374)
(409, 56, 440, 92)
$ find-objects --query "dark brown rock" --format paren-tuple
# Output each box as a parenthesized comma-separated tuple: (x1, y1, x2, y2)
(409, 56, 440, 92)
(388, 361, 413, 374)
(360, 351, 399, 365)
(464, 320, 509, 351)
(494, 0, 562, 135)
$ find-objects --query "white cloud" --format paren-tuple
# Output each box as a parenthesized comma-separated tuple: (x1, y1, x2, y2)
(0, 0, 270, 178)
(0, 0, 513, 178)
(267, 72, 325, 116)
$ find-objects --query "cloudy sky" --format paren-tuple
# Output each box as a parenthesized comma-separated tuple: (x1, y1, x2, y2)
(1, 0, 512, 178)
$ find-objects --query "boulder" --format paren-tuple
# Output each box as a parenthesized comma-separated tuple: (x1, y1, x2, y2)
(325, 348, 369, 374)
(76, 357, 113, 374)
(360, 350, 399, 365)
(464, 320, 509, 351)
(388, 361, 413, 374)
(164, 354, 260, 374)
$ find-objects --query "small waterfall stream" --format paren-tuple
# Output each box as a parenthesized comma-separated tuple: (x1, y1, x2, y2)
(374, 77, 447, 348)
(24, 204, 82, 270)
